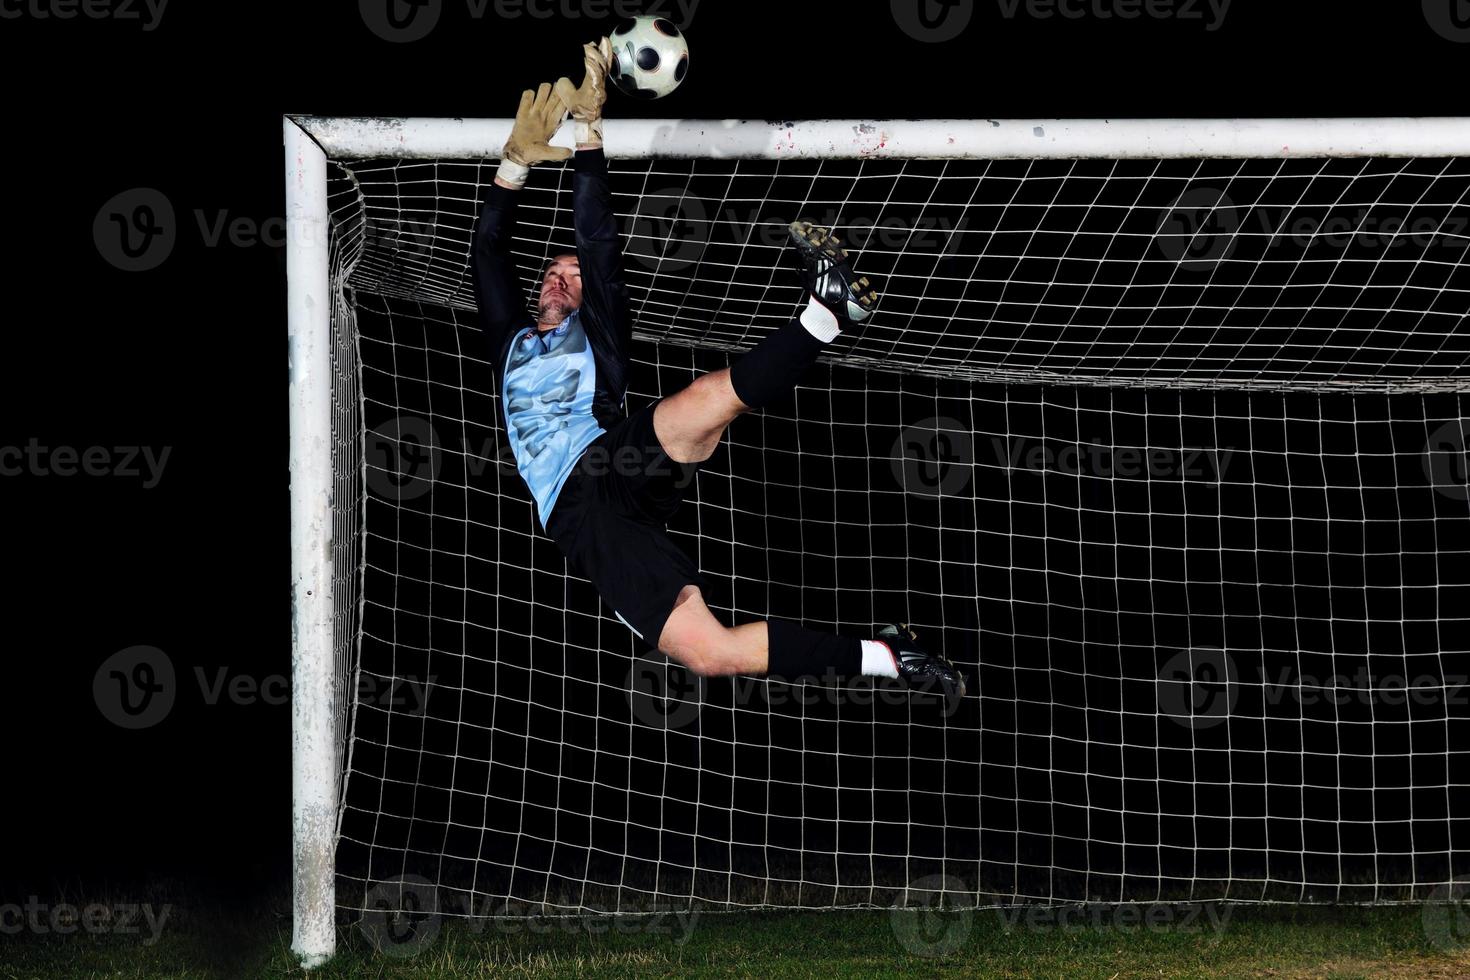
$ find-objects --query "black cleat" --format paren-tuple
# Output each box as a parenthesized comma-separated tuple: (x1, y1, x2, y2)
(876, 623, 967, 711)
(788, 220, 881, 325)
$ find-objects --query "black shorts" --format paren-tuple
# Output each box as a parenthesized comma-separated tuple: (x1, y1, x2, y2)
(544, 398, 705, 650)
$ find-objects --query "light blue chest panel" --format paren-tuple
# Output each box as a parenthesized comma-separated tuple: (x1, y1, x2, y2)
(502, 312, 606, 526)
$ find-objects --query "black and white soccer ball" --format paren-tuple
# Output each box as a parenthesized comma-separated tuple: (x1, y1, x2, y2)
(608, 16, 689, 100)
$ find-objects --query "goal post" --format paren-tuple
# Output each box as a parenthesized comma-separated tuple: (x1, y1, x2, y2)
(287, 115, 1470, 968)
(291, 115, 1470, 160)
(285, 118, 339, 970)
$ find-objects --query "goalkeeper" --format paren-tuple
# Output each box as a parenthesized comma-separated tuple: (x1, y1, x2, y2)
(470, 40, 965, 708)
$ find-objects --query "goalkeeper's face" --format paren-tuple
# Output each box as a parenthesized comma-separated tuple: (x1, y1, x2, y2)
(538, 254, 583, 325)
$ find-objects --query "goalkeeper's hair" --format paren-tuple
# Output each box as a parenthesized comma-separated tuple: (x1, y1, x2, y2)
(543, 249, 580, 273)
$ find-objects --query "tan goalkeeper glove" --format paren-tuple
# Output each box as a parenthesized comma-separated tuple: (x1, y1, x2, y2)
(554, 36, 612, 149)
(496, 82, 573, 189)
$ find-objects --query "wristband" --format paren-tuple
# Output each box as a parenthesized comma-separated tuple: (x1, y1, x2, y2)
(575, 118, 604, 148)
(495, 159, 531, 188)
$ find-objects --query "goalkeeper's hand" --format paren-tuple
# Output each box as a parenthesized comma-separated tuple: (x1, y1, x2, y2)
(496, 82, 573, 189)
(554, 36, 612, 148)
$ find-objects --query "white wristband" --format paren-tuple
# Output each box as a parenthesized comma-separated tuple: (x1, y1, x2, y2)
(495, 159, 530, 188)
(575, 118, 604, 147)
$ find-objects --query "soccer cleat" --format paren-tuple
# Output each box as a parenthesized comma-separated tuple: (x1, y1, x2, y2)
(788, 220, 881, 325)
(876, 623, 967, 710)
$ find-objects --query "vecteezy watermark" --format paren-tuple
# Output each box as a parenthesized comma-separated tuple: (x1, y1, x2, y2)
(1423, 419, 1470, 501)
(991, 437, 1233, 482)
(361, 875, 441, 957)
(892, 420, 1235, 500)
(1423, 876, 1470, 951)
(994, 0, 1232, 30)
(625, 191, 972, 274)
(93, 646, 176, 730)
(889, 0, 1229, 41)
(890, 874, 973, 957)
(1424, 0, 1470, 42)
(365, 414, 697, 503)
(1157, 647, 1238, 730)
(996, 900, 1234, 936)
(890, 0, 975, 43)
(0, 440, 171, 488)
(360, 0, 700, 44)
(629, 659, 969, 730)
(469, 899, 698, 941)
(0, 897, 172, 945)
(1156, 187, 1470, 272)
(357, 878, 697, 958)
(93, 645, 434, 729)
(1156, 187, 1240, 270)
(0, 0, 168, 30)
(627, 655, 703, 730)
(1158, 646, 1470, 731)
(93, 188, 383, 272)
(891, 417, 976, 499)
(625, 187, 710, 274)
(366, 416, 447, 502)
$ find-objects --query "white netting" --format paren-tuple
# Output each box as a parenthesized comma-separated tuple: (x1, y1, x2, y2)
(320, 147, 1470, 917)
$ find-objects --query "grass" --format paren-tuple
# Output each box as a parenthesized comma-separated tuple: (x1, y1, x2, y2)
(3, 895, 1469, 979)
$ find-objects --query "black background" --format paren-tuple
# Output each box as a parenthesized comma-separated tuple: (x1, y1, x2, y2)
(0, 0, 1464, 922)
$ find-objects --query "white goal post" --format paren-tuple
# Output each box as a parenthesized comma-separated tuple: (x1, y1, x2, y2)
(286, 116, 1470, 968)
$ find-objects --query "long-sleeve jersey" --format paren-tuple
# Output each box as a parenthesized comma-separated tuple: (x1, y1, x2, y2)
(470, 148, 633, 527)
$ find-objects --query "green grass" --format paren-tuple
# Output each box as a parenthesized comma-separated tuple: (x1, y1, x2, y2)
(5, 898, 1470, 979)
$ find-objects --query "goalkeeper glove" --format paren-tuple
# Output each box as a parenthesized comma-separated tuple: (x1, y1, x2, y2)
(497, 82, 573, 189)
(554, 36, 612, 149)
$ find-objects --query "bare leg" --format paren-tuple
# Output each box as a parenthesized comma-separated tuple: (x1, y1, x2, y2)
(652, 368, 751, 465)
(657, 584, 768, 677)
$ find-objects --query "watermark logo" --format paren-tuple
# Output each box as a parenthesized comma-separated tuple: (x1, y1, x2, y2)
(1424, 420, 1470, 502)
(1424, 876, 1470, 951)
(1157, 188, 1469, 271)
(93, 645, 175, 730)
(366, 416, 444, 502)
(1424, 0, 1470, 42)
(95, 188, 345, 271)
(361, 874, 441, 957)
(361, 0, 699, 43)
(1156, 653, 1464, 731)
(625, 188, 709, 274)
(360, 0, 442, 42)
(1157, 188, 1239, 270)
(365, 215, 436, 269)
(1157, 646, 1237, 730)
(890, 0, 975, 42)
(892, 417, 975, 499)
(891, 874, 973, 957)
(93, 188, 175, 272)
(627, 656, 703, 729)
(93, 645, 433, 729)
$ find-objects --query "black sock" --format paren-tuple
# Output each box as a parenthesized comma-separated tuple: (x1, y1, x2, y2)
(765, 619, 862, 684)
(729, 316, 827, 410)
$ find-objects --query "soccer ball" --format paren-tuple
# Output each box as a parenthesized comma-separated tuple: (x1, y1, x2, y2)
(608, 16, 689, 100)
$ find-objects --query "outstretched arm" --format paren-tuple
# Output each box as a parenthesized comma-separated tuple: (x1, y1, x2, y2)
(470, 83, 573, 355)
(557, 39, 632, 371)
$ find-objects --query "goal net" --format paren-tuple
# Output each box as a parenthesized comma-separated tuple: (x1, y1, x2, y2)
(287, 117, 1470, 965)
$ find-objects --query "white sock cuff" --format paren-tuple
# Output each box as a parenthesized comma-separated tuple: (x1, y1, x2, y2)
(800, 295, 842, 343)
(861, 639, 899, 679)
